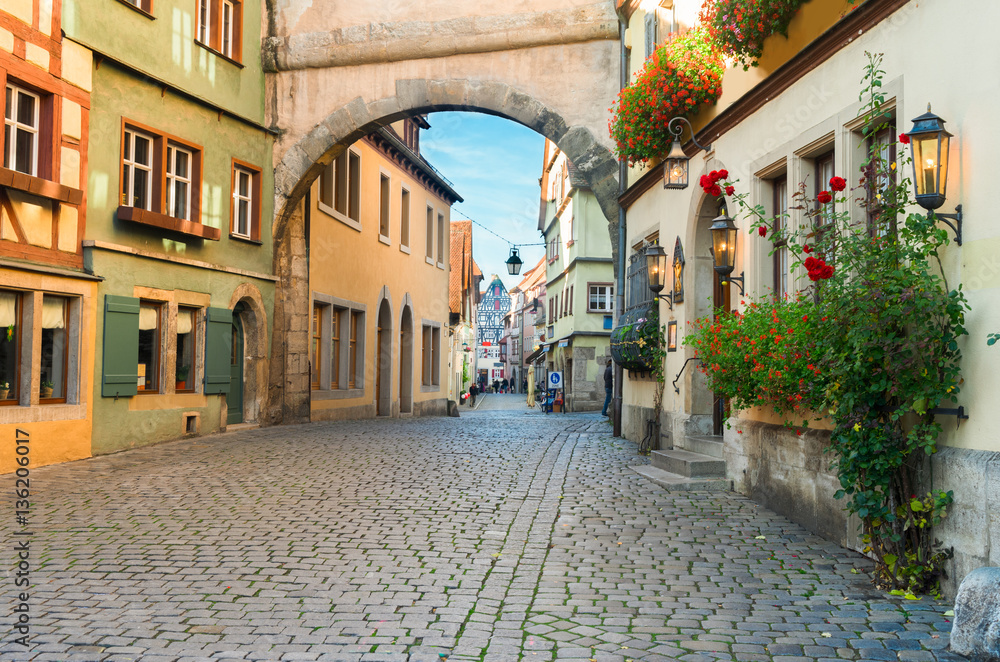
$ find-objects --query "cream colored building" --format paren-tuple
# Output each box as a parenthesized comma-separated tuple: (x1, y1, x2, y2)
(616, 0, 1000, 595)
(308, 117, 461, 419)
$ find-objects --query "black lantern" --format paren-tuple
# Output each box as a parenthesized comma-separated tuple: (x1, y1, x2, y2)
(644, 244, 674, 308)
(905, 104, 963, 244)
(661, 117, 712, 190)
(709, 213, 745, 294)
(505, 247, 523, 276)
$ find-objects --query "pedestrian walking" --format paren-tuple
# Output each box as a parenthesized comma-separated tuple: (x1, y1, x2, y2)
(493, 379, 500, 394)
(469, 383, 478, 406)
(501, 378, 509, 393)
(526, 364, 535, 408)
(602, 358, 613, 417)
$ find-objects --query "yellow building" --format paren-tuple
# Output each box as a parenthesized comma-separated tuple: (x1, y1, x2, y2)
(308, 117, 461, 419)
(1, 0, 97, 472)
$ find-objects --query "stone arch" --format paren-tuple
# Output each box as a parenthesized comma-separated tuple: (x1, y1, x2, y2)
(228, 282, 269, 425)
(265, 81, 622, 424)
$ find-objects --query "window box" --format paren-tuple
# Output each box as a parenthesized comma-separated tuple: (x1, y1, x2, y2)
(117, 206, 221, 241)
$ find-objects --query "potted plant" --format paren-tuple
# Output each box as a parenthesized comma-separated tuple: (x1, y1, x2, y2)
(40, 380, 54, 399)
(0, 379, 9, 400)
(176, 365, 190, 391)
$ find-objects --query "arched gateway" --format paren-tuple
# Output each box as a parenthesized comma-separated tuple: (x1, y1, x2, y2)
(263, 2, 623, 424)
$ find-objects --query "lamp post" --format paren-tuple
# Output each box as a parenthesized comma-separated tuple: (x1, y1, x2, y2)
(709, 213, 745, 295)
(662, 117, 713, 190)
(905, 104, 963, 245)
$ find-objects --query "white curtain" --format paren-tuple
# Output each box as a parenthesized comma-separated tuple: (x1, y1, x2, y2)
(0, 292, 15, 327)
(177, 309, 193, 335)
(139, 306, 158, 331)
(42, 297, 66, 329)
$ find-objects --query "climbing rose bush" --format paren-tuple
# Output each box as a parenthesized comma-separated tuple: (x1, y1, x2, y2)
(609, 28, 724, 165)
(699, 0, 807, 69)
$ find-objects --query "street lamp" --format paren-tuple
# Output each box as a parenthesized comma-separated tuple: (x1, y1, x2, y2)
(644, 244, 673, 309)
(709, 213, 745, 294)
(662, 117, 713, 190)
(905, 104, 963, 245)
(506, 247, 524, 275)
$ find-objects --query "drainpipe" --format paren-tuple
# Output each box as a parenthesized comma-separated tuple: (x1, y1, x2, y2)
(612, 11, 628, 438)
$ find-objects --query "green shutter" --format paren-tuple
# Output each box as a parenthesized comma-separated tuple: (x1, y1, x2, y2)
(204, 307, 232, 395)
(102, 295, 140, 398)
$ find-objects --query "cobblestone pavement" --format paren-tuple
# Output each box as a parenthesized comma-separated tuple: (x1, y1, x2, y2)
(1, 401, 961, 662)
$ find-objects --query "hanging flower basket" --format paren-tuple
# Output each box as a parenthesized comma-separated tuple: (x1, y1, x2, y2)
(609, 27, 724, 165)
(611, 307, 661, 372)
(699, 0, 808, 69)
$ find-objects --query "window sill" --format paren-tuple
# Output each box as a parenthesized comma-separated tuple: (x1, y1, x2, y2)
(318, 203, 362, 232)
(312, 387, 365, 401)
(0, 167, 83, 205)
(230, 234, 263, 245)
(194, 39, 244, 68)
(116, 0, 155, 19)
(378, 235, 391, 246)
(118, 206, 221, 241)
(425, 256, 435, 266)
(436, 262, 446, 270)
(420, 384, 441, 393)
(400, 245, 411, 255)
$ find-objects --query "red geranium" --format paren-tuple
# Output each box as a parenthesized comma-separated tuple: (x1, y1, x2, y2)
(817, 190, 833, 204)
(829, 176, 846, 192)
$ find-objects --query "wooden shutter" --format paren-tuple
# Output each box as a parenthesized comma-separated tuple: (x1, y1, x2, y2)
(204, 307, 232, 395)
(102, 295, 140, 398)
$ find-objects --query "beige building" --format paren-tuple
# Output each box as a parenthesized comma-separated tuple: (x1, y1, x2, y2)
(308, 117, 461, 420)
(615, 0, 1000, 595)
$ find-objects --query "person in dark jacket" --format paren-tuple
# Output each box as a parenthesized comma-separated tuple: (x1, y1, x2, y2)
(602, 359, 613, 416)
(469, 383, 478, 406)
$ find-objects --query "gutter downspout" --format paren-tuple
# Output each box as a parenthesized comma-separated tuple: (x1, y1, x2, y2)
(613, 10, 628, 438)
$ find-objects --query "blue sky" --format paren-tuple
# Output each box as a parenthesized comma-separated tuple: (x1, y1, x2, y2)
(420, 112, 546, 293)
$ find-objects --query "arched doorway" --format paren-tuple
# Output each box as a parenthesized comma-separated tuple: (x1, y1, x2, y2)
(399, 304, 413, 415)
(376, 298, 393, 417)
(228, 302, 246, 425)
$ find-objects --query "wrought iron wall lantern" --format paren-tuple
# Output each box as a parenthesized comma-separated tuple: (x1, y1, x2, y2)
(905, 104, 963, 245)
(645, 244, 674, 308)
(662, 117, 713, 189)
(505, 247, 524, 275)
(709, 213, 745, 295)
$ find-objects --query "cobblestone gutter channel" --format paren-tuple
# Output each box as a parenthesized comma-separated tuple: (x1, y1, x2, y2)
(0, 401, 962, 661)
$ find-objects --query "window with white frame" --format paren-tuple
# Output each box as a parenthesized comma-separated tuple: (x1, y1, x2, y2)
(4, 84, 40, 176)
(400, 187, 410, 250)
(379, 173, 390, 241)
(122, 128, 154, 210)
(425, 205, 434, 261)
(197, 0, 243, 62)
(318, 150, 361, 229)
(166, 144, 193, 221)
(232, 165, 254, 239)
(588, 284, 614, 313)
(437, 212, 445, 266)
(772, 175, 790, 297)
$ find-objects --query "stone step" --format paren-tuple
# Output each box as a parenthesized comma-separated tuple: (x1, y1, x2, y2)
(681, 434, 725, 459)
(651, 448, 726, 478)
(630, 465, 731, 492)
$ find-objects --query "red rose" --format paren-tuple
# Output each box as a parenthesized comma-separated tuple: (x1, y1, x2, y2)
(808, 271, 821, 282)
(829, 176, 847, 192)
(802, 244, 812, 253)
(700, 174, 712, 188)
(804, 256, 820, 271)
(817, 190, 833, 204)
(758, 226, 767, 237)
(718, 169, 729, 180)
(709, 170, 719, 180)
(821, 264, 835, 279)
(899, 132, 910, 145)
(708, 184, 722, 197)
(725, 185, 735, 195)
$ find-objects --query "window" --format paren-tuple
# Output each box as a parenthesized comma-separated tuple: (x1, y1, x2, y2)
(815, 151, 835, 226)
(349, 311, 361, 389)
(331, 309, 340, 389)
(425, 206, 434, 262)
(4, 84, 40, 176)
(421, 323, 441, 387)
(122, 128, 154, 210)
(318, 150, 360, 229)
(437, 213, 446, 267)
(0, 290, 21, 404)
(175, 307, 197, 392)
(421, 325, 431, 386)
(379, 174, 390, 241)
(867, 122, 897, 236)
(432, 326, 441, 386)
(121, 0, 153, 12)
(400, 188, 410, 250)
(138, 301, 161, 392)
(166, 144, 193, 220)
(196, 0, 243, 62)
(588, 284, 614, 312)
(772, 175, 789, 297)
(311, 303, 323, 390)
(569, 285, 573, 315)
(231, 162, 260, 240)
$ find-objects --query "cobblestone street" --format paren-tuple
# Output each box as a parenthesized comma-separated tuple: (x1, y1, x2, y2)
(2, 395, 960, 662)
